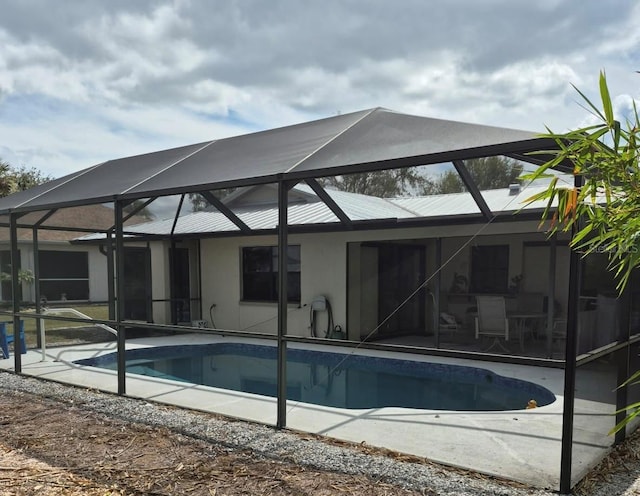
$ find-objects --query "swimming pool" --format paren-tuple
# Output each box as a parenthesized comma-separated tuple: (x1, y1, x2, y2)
(75, 342, 555, 411)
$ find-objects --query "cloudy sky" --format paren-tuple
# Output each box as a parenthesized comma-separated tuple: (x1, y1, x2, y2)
(1, 0, 639, 180)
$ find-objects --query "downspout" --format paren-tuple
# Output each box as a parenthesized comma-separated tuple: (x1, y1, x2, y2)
(99, 233, 116, 321)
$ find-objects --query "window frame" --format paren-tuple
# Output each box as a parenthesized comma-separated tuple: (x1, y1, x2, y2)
(470, 244, 510, 294)
(38, 250, 90, 302)
(241, 245, 301, 303)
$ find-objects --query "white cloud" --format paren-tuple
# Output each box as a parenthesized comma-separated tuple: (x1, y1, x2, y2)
(0, 0, 638, 179)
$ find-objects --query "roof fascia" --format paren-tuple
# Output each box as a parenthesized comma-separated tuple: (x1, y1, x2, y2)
(0, 223, 110, 234)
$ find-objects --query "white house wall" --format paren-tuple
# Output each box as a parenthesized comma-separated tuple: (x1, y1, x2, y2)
(88, 246, 108, 301)
(200, 232, 348, 337)
(17, 242, 108, 303)
(150, 241, 170, 324)
(193, 219, 568, 340)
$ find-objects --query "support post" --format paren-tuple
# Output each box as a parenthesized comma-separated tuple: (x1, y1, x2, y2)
(276, 180, 289, 429)
(170, 239, 177, 324)
(115, 201, 126, 395)
(559, 175, 583, 494)
(33, 226, 42, 349)
(616, 290, 631, 445)
(106, 231, 115, 321)
(434, 238, 442, 349)
(10, 213, 21, 373)
(546, 234, 557, 358)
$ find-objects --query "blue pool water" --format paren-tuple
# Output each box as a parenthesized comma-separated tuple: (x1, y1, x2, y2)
(75, 343, 555, 411)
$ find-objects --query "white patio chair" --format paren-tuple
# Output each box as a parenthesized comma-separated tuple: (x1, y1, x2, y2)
(475, 296, 510, 352)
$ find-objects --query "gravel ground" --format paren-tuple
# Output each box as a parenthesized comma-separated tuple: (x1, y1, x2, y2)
(1, 370, 637, 495)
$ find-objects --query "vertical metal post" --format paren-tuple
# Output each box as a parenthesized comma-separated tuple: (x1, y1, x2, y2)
(559, 175, 583, 494)
(546, 234, 557, 358)
(106, 231, 116, 321)
(276, 180, 288, 429)
(434, 238, 442, 349)
(10, 213, 21, 373)
(170, 239, 177, 324)
(33, 226, 41, 348)
(197, 239, 203, 321)
(115, 201, 126, 395)
(616, 290, 631, 445)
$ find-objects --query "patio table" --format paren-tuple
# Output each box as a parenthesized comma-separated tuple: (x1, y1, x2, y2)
(508, 313, 547, 351)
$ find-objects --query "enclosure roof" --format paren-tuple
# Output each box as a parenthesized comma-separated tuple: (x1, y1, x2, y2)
(0, 107, 557, 215)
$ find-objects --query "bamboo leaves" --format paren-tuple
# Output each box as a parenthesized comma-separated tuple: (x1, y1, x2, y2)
(522, 70, 640, 293)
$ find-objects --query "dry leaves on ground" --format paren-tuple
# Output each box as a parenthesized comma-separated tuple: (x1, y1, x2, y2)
(0, 390, 432, 495)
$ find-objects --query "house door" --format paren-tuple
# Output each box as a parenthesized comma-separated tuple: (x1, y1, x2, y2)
(123, 247, 152, 322)
(376, 244, 426, 337)
(170, 247, 191, 324)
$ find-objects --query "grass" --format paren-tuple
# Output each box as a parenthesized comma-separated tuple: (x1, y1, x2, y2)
(15, 304, 115, 347)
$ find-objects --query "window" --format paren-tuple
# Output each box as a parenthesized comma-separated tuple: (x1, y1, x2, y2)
(39, 250, 89, 301)
(242, 246, 300, 303)
(470, 245, 509, 294)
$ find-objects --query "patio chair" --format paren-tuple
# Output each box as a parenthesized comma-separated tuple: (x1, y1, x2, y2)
(439, 312, 461, 341)
(475, 296, 509, 352)
(0, 321, 26, 359)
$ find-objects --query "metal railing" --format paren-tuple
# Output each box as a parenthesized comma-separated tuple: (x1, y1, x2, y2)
(39, 308, 117, 362)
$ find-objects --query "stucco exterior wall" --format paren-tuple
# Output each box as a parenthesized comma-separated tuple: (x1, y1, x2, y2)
(16, 242, 108, 303)
(194, 219, 569, 340)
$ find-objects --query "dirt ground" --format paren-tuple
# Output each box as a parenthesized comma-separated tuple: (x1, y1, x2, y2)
(0, 390, 432, 496)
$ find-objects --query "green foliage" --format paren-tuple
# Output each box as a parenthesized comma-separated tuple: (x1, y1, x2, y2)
(123, 199, 155, 221)
(522, 71, 640, 436)
(0, 268, 34, 285)
(319, 168, 429, 197)
(522, 71, 640, 293)
(424, 157, 524, 194)
(0, 159, 53, 197)
(317, 158, 522, 198)
(189, 188, 237, 211)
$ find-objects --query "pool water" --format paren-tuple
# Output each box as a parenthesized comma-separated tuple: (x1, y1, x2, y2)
(75, 343, 555, 411)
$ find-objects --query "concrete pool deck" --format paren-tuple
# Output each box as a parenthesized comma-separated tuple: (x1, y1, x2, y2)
(0, 333, 616, 490)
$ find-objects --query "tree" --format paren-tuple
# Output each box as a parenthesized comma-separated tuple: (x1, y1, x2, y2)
(319, 168, 430, 197)
(424, 157, 524, 194)
(522, 71, 640, 433)
(11, 165, 53, 192)
(189, 188, 237, 212)
(0, 159, 53, 197)
(523, 71, 640, 292)
(123, 199, 155, 221)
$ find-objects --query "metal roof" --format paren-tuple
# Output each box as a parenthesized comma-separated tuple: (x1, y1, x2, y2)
(0, 107, 557, 215)
(390, 184, 551, 217)
(77, 183, 552, 240)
